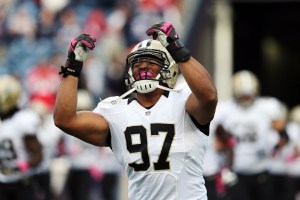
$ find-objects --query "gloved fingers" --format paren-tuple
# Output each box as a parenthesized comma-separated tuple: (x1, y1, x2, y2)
(157, 31, 169, 47)
(80, 39, 95, 50)
(159, 22, 173, 36)
(146, 28, 158, 38)
(72, 34, 97, 50)
(86, 34, 96, 42)
(70, 38, 78, 51)
(146, 22, 175, 40)
(78, 34, 96, 50)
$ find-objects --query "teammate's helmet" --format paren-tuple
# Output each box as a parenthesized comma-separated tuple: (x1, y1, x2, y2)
(77, 89, 94, 111)
(289, 105, 300, 125)
(125, 39, 178, 93)
(0, 74, 22, 114)
(232, 70, 259, 107)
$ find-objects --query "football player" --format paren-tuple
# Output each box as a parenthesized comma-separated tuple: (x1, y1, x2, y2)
(0, 74, 43, 200)
(214, 70, 284, 200)
(203, 101, 237, 200)
(285, 105, 300, 200)
(54, 22, 218, 200)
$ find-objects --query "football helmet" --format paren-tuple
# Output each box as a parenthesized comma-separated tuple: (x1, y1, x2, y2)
(77, 89, 94, 111)
(0, 74, 22, 114)
(289, 105, 300, 125)
(124, 39, 178, 94)
(232, 70, 259, 107)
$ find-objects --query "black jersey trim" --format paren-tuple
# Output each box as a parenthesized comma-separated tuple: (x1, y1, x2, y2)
(106, 130, 112, 149)
(127, 96, 136, 104)
(189, 114, 210, 136)
(163, 91, 169, 97)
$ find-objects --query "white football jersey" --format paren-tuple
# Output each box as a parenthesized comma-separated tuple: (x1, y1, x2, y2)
(216, 97, 282, 174)
(0, 108, 41, 183)
(63, 134, 102, 170)
(285, 122, 300, 176)
(202, 128, 221, 177)
(94, 83, 209, 200)
(203, 102, 230, 176)
(36, 114, 64, 173)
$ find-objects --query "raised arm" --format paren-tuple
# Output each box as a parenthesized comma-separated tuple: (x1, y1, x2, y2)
(179, 57, 217, 124)
(53, 34, 109, 146)
(146, 22, 218, 125)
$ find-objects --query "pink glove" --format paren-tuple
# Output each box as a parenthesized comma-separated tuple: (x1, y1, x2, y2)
(88, 165, 103, 181)
(17, 160, 30, 173)
(146, 22, 191, 63)
(59, 34, 96, 78)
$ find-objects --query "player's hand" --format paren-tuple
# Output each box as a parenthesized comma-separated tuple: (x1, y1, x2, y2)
(68, 34, 96, 61)
(221, 168, 238, 186)
(146, 22, 190, 63)
(60, 34, 96, 78)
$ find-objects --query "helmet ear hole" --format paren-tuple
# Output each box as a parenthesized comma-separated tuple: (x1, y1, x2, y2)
(173, 71, 177, 77)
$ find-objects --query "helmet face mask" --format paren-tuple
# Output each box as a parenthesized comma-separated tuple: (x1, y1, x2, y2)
(125, 39, 178, 94)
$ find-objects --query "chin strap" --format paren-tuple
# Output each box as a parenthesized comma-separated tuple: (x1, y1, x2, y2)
(117, 88, 136, 101)
(111, 84, 181, 104)
(156, 84, 181, 92)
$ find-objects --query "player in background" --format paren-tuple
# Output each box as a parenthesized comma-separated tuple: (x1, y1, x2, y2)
(61, 89, 107, 200)
(0, 74, 43, 200)
(267, 102, 292, 200)
(29, 98, 64, 200)
(53, 22, 218, 200)
(25, 59, 63, 200)
(203, 101, 236, 200)
(212, 70, 284, 200)
(285, 105, 300, 200)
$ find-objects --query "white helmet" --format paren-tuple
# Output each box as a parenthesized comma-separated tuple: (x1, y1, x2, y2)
(232, 70, 259, 107)
(125, 39, 178, 94)
(289, 105, 300, 125)
(77, 89, 94, 111)
(0, 74, 22, 114)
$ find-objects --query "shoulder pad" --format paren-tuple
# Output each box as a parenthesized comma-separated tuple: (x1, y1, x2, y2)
(101, 96, 120, 105)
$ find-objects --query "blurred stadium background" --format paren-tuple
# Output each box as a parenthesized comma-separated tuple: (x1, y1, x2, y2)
(1, 0, 300, 199)
(1, 0, 300, 109)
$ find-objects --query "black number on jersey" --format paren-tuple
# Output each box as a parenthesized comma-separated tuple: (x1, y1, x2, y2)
(237, 132, 257, 143)
(124, 123, 175, 171)
(0, 139, 17, 168)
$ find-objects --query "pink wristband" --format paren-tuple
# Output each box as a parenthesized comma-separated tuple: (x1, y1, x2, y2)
(17, 160, 30, 173)
(88, 165, 103, 181)
(226, 138, 236, 148)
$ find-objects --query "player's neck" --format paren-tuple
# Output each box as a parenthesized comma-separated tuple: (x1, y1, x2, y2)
(135, 88, 165, 108)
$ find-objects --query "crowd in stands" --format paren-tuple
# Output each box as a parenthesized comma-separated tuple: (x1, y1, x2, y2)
(0, 0, 184, 106)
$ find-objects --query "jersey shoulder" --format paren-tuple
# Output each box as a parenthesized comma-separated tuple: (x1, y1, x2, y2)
(256, 96, 281, 105)
(171, 81, 191, 102)
(15, 108, 41, 134)
(255, 96, 282, 116)
(93, 96, 128, 114)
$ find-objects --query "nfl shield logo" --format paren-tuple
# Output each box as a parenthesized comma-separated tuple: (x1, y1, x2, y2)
(145, 111, 151, 116)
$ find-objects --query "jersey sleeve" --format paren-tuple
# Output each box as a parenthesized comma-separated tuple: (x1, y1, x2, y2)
(17, 109, 41, 135)
(93, 96, 119, 117)
(259, 97, 283, 120)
